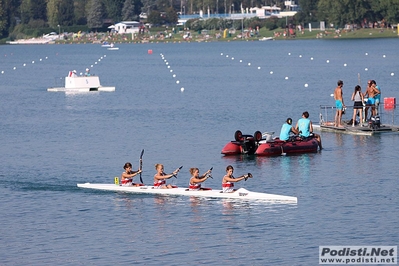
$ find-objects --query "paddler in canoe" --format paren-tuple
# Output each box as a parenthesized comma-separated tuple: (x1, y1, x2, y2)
(188, 167, 212, 191)
(222, 165, 252, 193)
(154, 164, 181, 189)
(121, 162, 143, 186)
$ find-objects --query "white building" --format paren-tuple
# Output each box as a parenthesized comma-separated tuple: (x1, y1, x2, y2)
(112, 21, 142, 34)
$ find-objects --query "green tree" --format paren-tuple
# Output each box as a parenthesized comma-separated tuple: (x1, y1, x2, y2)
(378, 0, 399, 25)
(75, 0, 87, 25)
(31, 0, 47, 21)
(87, 0, 104, 29)
(0, 0, 7, 38)
(165, 6, 178, 23)
(122, 0, 135, 20)
(148, 10, 162, 24)
(47, 0, 60, 28)
(59, 0, 75, 26)
(102, 0, 124, 22)
(20, 0, 33, 24)
(296, 0, 319, 24)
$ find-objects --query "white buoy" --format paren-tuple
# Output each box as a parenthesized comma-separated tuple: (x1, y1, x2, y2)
(104, 55, 106, 57)
(248, 63, 251, 66)
(95, 62, 97, 64)
(239, 60, 242, 62)
(221, 53, 223, 55)
(270, 71, 273, 74)
(101, 57, 103, 59)
(40, 59, 42, 61)
(299, 55, 302, 58)
(167, 66, 170, 68)
(91, 65, 93, 67)
(226, 55, 229, 58)
(176, 80, 180, 84)
(365, 68, 368, 71)
(231, 57, 234, 60)
(383, 55, 386, 58)
(173, 74, 176, 77)
(304, 83, 308, 87)
(164, 59, 167, 62)
(365, 53, 368, 56)
(288, 52, 291, 55)
(285, 76, 288, 80)
(181, 87, 184, 92)
(166, 62, 169, 65)
(170, 70, 173, 72)
(13, 67, 16, 70)
(258, 67, 261, 69)
(310, 57, 314, 60)
(45, 56, 48, 59)
(391, 73, 395, 76)
(32, 61, 35, 63)
(326, 60, 330, 63)
(23, 63, 26, 66)
(98, 59, 101, 61)
(80, 72, 83, 76)
(344, 63, 347, 66)
(330, 93, 334, 97)
(1, 71, 4, 74)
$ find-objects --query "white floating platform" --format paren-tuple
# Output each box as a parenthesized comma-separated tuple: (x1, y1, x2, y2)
(47, 76, 115, 92)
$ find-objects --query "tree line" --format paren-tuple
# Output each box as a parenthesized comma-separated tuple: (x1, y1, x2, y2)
(0, 0, 398, 40)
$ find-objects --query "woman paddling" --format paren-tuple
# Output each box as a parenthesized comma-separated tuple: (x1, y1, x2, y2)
(121, 162, 143, 186)
(153, 164, 181, 189)
(222, 165, 252, 193)
(188, 168, 212, 191)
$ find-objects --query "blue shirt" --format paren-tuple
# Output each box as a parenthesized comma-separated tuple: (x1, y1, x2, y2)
(279, 123, 292, 141)
(375, 85, 381, 101)
(297, 118, 311, 137)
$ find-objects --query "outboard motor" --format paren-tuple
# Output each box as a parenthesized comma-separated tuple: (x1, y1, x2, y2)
(369, 115, 380, 129)
(234, 130, 257, 154)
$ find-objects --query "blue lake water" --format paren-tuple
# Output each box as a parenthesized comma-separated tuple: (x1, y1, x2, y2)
(0, 39, 398, 265)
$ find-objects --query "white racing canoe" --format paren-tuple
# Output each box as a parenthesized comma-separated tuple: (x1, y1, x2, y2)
(77, 183, 298, 203)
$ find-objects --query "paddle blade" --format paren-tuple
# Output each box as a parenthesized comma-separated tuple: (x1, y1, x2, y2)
(139, 149, 144, 184)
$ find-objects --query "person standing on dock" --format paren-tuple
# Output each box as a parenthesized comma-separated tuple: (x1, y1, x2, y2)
(334, 80, 345, 127)
(364, 80, 380, 120)
(351, 85, 364, 127)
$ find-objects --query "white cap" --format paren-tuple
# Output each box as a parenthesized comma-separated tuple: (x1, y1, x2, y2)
(73, 70, 77, 73)
(86, 68, 89, 71)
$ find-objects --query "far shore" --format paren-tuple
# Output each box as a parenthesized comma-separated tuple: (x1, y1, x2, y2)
(4, 27, 399, 45)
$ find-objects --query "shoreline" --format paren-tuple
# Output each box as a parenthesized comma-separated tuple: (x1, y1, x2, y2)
(4, 28, 399, 45)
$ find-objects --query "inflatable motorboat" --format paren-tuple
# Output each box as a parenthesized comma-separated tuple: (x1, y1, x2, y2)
(221, 130, 318, 156)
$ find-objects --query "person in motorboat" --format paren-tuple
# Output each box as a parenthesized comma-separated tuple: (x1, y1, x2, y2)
(188, 168, 212, 191)
(279, 117, 299, 141)
(84, 68, 90, 77)
(351, 85, 364, 127)
(334, 80, 345, 127)
(295, 111, 323, 150)
(121, 162, 143, 186)
(222, 165, 252, 193)
(154, 164, 180, 189)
